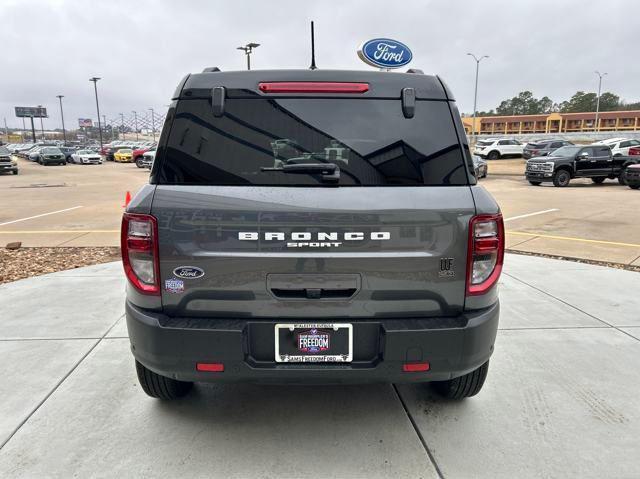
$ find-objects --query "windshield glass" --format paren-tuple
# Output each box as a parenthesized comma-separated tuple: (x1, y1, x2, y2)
(550, 146, 581, 156)
(118, 149, 132, 154)
(0, 146, 10, 155)
(157, 98, 468, 186)
(477, 141, 494, 147)
(41, 147, 60, 154)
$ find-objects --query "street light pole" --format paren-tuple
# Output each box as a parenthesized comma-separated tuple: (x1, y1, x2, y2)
(89, 77, 103, 151)
(132, 111, 139, 141)
(467, 53, 489, 141)
(120, 113, 125, 140)
(237, 42, 260, 70)
(56, 95, 67, 144)
(148, 108, 156, 141)
(37, 105, 45, 140)
(594, 71, 607, 133)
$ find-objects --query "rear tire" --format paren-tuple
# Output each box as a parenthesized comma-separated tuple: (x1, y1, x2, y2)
(12, 170, 18, 175)
(136, 159, 144, 168)
(528, 181, 542, 186)
(552, 169, 571, 187)
(618, 168, 628, 185)
(591, 177, 606, 184)
(487, 150, 500, 160)
(629, 185, 640, 190)
(432, 361, 489, 400)
(135, 360, 193, 400)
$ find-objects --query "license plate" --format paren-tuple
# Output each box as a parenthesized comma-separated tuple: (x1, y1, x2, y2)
(274, 323, 353, 363)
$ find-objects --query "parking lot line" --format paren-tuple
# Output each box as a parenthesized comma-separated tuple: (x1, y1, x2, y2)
(0, 206, 84, 227)
(508, 231, 640, 248)
(504, 209, 559, 222)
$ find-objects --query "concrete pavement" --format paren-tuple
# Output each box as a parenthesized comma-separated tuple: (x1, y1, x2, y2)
(0, 254, 639, 478)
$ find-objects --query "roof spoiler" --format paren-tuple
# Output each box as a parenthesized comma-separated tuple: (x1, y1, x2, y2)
(406, 68, 424, 74)
(202, 67, 221, 73)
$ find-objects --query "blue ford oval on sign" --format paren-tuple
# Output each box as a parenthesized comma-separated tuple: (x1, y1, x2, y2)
(357, 38, 413, 69)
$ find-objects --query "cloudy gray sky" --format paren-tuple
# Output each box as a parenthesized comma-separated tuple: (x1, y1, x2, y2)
(2, 0, 639, 130)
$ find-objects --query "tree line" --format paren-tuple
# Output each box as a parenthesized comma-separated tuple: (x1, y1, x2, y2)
(474, 91, 640, 117)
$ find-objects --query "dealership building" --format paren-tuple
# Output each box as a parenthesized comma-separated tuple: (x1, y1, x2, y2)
(462, 110, 640, 136)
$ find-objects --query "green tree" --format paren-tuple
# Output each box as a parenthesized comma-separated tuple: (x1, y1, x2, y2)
(559, 91, 620, 112)
(495, 91, 552, 115)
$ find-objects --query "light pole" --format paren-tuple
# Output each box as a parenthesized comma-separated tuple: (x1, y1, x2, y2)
(237, 42, 260, 70)
(467, 53, 489, 140)
(132, 111, 139, 141)
(594, 71, 607, 132)
(56, 95, 67, 144)
(148, 108, 156, 141)
(37, 105, 45, 140)
(89, 77, 103, 151)
(120, 113, 125, 140)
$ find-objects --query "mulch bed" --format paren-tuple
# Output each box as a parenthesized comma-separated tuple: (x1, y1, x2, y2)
(0, 247, 121, 285)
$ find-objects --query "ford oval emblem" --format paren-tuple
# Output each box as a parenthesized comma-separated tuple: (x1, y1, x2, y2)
(357, 38, 413, 69)
(173, 266, 205, 279)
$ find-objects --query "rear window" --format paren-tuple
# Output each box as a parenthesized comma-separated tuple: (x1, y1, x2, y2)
(157, 98, 468, 186)
(477, 140, 494, 147)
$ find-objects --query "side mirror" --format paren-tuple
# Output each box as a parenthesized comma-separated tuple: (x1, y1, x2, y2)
(577, 153, 589, 160)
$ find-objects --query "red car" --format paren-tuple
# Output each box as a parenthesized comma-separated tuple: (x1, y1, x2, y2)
(132, 147, 151, 162)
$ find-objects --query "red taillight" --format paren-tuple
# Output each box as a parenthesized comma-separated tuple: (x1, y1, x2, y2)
(196, 363, 224, 372)
(121, 213, 160, 295)
(466, 214, 504, 296)
(403, 362, 430, 372)
(629, 147, 640, 156)
(258, 82, 369, 94)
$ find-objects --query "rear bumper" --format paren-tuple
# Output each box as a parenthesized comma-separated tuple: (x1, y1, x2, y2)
(126, 301, 499, 384)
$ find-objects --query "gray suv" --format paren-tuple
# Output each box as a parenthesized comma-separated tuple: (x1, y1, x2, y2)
(122, 68, 504, 401)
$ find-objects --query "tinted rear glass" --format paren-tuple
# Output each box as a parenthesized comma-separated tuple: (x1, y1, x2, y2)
(157, 98, 468, 186)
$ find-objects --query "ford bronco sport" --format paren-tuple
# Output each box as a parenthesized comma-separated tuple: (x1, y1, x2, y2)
(122, 68, 504, 401)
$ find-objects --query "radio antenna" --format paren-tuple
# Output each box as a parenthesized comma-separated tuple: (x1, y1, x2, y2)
(310, 21, 317, 70)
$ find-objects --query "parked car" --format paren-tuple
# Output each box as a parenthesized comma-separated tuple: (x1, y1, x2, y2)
(523, 139, 574, 159)
(137, 149, 155, 169)
(114, 148, 134, 162)
(27, 147, 45, 161)
(592, 138, 640, 157)
(0, 146, 18, 175)
(624, 164, 640, 189)
(525, 145, 637, 187)
(105, 145, 131, 161)
(473, 138, 523, 159)
(36, 147, 67, 166)
(124, 68, 503, 401)
(472, 155, 487, 178)
(132, 146, 155, 163)
(70, 149, 103, 164)
(59, 146, 77, 162)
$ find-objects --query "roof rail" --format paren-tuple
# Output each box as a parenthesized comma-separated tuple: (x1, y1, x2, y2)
(202, 67, 221, 73)
(406, 68, 424, 74)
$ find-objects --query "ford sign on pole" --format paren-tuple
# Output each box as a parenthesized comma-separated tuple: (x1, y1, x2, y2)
(357, 38, 412, 69)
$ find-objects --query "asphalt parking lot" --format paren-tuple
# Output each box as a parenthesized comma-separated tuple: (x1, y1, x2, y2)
(0, 254, 638, 478)
(1, 156, 639, 267)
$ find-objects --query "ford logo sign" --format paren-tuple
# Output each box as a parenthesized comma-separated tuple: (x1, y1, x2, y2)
(357, 38, 412, 69)
(173, 266, 205, 279)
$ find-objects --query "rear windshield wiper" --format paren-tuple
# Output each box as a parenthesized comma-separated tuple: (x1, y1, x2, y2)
(261, 163, 340, 183)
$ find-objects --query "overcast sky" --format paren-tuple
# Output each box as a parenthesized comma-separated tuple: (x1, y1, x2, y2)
(2, 0, 639, 130)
